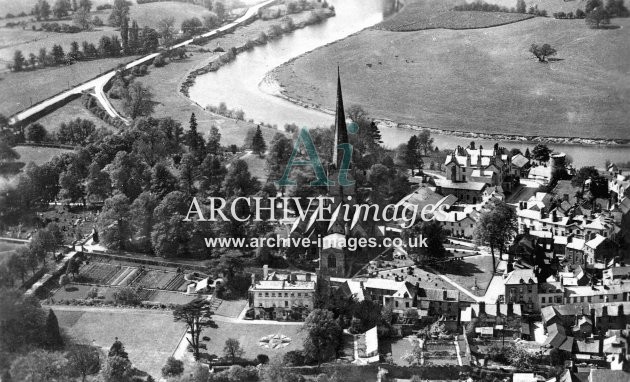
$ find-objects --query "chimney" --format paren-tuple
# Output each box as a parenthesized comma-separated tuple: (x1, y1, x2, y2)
(479, 301, 486, 315)
(263, 264, 269, 279)
(251, 273, 256, 286)
(563, 193, 569, 202)
(306, 273, 311, 282)
(552, 211, 558, 222)
(466, 154, 471, 167)
(470, 141, 475, 150)
(443, 290, 448, 301)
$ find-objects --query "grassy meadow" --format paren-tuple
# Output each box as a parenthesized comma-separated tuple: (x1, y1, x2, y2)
(273, 16, 630, 140)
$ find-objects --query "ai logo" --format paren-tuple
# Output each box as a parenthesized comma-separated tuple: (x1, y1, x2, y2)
(276, 122, 358, 188)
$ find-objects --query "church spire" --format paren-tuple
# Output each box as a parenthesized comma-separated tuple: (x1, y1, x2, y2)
(332, 66, 348, 169)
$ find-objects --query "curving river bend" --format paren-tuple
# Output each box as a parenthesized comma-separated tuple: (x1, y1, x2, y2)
(189, 0, 630, 168)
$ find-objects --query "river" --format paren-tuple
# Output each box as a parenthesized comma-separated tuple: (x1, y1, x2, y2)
(188, 0, 630, 168)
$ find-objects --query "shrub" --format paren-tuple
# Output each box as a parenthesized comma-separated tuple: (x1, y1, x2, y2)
(283, 350, 305, 366)
(161, 356, 184, 377)
(256, 354, 269, 364)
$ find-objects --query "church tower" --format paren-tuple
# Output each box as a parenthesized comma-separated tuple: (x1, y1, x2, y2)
(319, 68, 356, 278)
(328, 67, 356, 200)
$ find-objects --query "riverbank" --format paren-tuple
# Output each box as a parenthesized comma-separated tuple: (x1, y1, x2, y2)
(130, 6, 334, 146)
(179, 6, 335, 98)
(268, 16, 630, 143)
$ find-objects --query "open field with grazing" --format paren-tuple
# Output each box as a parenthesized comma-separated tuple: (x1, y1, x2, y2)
(14, 145, 74, 165)
(0, 56, 138, 116)
(273, 16, 630, 140)
(55, 308, 187, 377)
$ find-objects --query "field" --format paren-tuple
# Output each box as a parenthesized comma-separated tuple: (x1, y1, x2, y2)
(199, 320, 306, 360)
(128, 1, 215, 30)
(0, 56, 138, 116)
(0, 241, 24, 263)
(14, 145, 74, 166)
(273, 16, 630, 140)
(376, 0, 534, 31)
(0, 0, 113, 16)
(55, 308, 187, 377)
(478, 0, 593, 15)
(37, 98, 116, 133)
(137, 15, 294, 146)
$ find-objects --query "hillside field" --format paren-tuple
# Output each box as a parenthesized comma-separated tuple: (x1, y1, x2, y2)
(272, 17, 630, 140)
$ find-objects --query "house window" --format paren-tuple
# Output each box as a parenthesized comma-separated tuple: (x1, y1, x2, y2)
(272, 293, 276, 297)
(580, 297, 584, 302)
(541, 297, 546, 303)
(298, 293, 302, 297)
(613, 294, 618, 300)
(405, 302, 410, 308)
(258, 293, 262, 297)
(588, 297, 592, 302)
(265, 293, 269, 297)
(395, 301, 399, 307)
(284, 293, 288, 297)
(285, 301, 288, 307)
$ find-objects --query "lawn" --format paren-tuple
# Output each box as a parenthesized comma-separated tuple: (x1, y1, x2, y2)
(55, 308, 187, 378)
(212, 298, 248, 318)
(272, 16, 630, 140)
(439, 254, 496, 297)
(199, 321, 306, 361)
(13, 145, 74, 166)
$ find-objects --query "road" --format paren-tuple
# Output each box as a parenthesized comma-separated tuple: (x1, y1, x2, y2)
(8, 0, 275, 126)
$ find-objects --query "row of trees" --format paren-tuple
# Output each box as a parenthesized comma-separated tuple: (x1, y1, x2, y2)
(454, 0, 547, 15)
(31, 0, 93, 21)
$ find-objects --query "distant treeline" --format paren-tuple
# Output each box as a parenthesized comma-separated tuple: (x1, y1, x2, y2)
(453, 0, 548, 16)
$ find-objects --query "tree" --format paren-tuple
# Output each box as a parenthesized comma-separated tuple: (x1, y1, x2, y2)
(186, 113, 205, 160)
(102, 355, 132, 382)
(36, 0, 52, 20)
(86, 161, 112, 202)
(473, 201, 517, 271)
(150, 162, 178, 198)
(532, 144, 551, 162)
(605, 0, 629, 16)
(59, 163, 86, 204)
(400, 135, 422, 175)
(67, 345, 101, 382)
(53, 0, 71, 19)
(516, 0, 527, 13)
(267, 133, 293, 181)
(416, 130, 433, 156)
(403, 220, 447, 264)
(108, 0, 129, 27)
(120, 16, 129, 54)
(108, 337, 129, 359)
(0, 141, 20, 162)
(99, 194, 132, 250)
(302, 309, 342, 366)
(203, 13, 220, 29)
(206, 125, 222, 155)
(26, 123, 48, 143)
(130, 191, 158, 252)
(222, 159, 260, 197)
(11, 50, 25, 71)
(529, 43, 557, 62)
(173, 299, 216, 361)
(251, 125, 267, 156)
(585, 6, 610, 27)
(586, 0, 603, 12)
(79, 0, 92, 11)
(223, 338, 244, 362)
(10, 350, 69, 381)
(123, 81, 154, 119)
(105, 151, 148, 200)
(44, 309, 64, 350)
(51, 44, 65, 65)
(181, 17, 203, 35)
(7, 252, 27, 284)
(215, 1, 226, 20)
(161, 356, 184, 377)
(157, 16, 176, 42)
